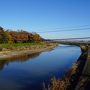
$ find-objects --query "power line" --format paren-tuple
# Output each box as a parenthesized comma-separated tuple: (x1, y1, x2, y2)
(37, 27, 90, 33)
(34, 24, 90, 31)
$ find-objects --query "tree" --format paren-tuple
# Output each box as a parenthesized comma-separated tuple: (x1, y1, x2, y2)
(0, 26, 8, 43)
(5, 31, 14, 44)
(32, 33, 42, 42)
(0, 26, 43, 43)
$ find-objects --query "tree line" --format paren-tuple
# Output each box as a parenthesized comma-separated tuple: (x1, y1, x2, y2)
(0, 26, 43, 43)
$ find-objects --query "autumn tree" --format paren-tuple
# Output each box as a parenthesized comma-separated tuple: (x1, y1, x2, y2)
(32, 32, 42, 42)
(0, 27, 43, 43)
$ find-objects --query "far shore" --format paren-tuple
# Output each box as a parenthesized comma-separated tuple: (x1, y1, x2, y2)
(0, 42, 58, 60)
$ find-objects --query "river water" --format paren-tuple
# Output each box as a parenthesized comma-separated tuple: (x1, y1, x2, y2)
(0, 45, 81, 90)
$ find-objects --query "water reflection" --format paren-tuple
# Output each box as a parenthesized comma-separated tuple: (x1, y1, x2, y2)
(0, 45, 81, 90)
(0, 52, 41, 71)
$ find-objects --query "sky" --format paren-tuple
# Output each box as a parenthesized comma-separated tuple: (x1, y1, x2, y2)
(0, 0, 90, 39)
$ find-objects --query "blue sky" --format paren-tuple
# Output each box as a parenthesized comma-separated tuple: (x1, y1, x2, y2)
(0, 0, 90, 39)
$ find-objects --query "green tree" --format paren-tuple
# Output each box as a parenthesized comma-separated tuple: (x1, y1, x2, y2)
(0, 26, 8, 43)
(5, 31, 14, 44)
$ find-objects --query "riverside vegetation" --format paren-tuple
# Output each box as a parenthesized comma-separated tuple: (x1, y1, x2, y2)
(0, 26, 58, 60)
(0, 26, 43, 44)
(0, 26, 43, 51)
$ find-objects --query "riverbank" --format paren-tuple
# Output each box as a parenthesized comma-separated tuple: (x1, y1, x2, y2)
(0, 42, 58, 60)
(66, 45, 88, 90)
(75, 46, 90, 90)
(44, 45, 88, 90)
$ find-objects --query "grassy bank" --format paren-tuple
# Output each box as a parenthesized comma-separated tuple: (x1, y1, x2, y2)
(0, 42, 47, 50)
(0, 42, 58, 60)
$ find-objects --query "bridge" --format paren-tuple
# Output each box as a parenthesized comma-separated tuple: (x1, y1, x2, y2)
(45, 37, 90, 46)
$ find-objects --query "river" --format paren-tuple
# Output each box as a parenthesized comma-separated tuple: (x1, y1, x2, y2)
(0, 45, 81, 90)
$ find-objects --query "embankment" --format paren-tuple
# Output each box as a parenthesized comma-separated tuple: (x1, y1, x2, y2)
(44, 45, 88, 90)
(66, 45, 88, 90)
(0, 43, 58, 60)
(75, 47, 90, 90)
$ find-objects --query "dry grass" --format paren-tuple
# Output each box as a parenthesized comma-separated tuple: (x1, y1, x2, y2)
(43, 77, 70, 90)
(43, 60, 81, 90)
